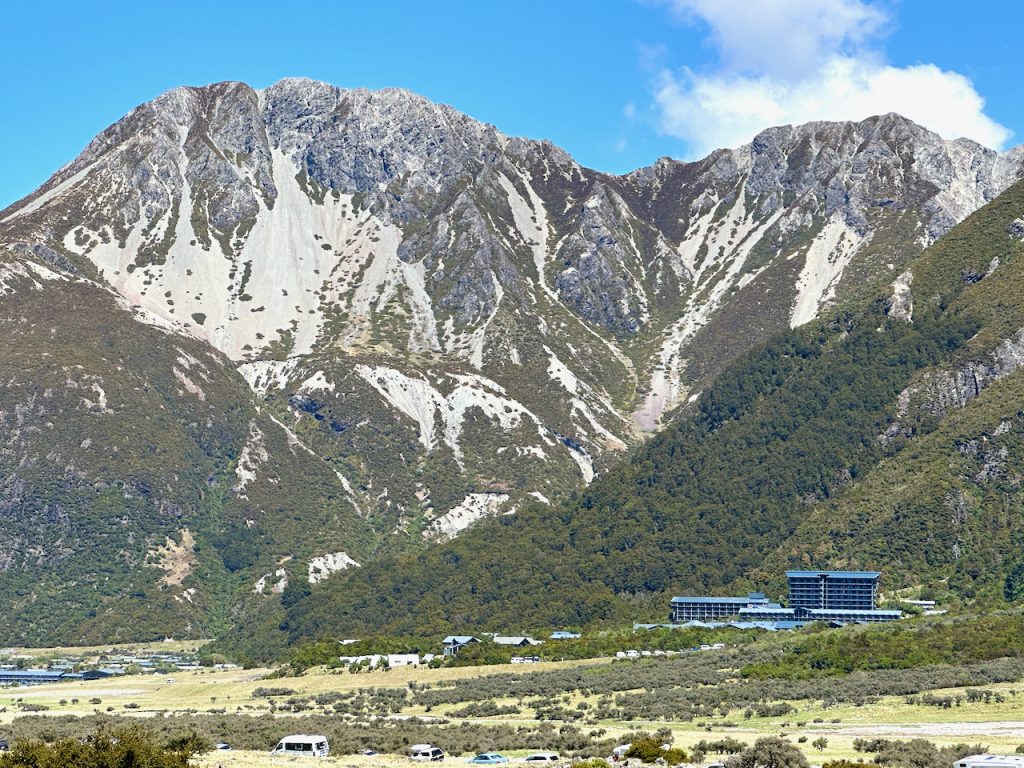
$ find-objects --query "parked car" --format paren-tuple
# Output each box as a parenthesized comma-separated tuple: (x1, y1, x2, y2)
(214, 743, 232, 751)
(523, 752, 560, 763)
(271, 734, 330, 757)
(411, 744, 445, 762)
(362, 749, 380, 756)
(468, 754, 509, 764)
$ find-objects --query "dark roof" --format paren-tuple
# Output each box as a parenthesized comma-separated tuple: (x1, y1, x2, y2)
(0, 669, 65, 678)
(785, 570, 881, 579)
(738, 607, 797, 615)
(442, 635, 478, 644)
(804, 608, 901, 617)
(670, 596, 754, 604)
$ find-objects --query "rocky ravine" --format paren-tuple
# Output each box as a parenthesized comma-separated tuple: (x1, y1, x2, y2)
(1, 79, 1023, 625)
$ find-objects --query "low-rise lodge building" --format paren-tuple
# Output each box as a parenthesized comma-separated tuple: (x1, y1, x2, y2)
(669, 592, 771, 623)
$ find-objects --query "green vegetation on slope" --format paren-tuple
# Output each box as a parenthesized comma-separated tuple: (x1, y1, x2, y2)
(741, 612, 1024, 679)
(250, 181, 1024, 653)
(766, 181, 1024, 601)
(0, 277, 373, 646)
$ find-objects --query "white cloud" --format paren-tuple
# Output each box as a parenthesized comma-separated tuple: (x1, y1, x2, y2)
(651, 0, 1012, 156)
(657, 56, 1013, 156)
(662, 0, 886, 77)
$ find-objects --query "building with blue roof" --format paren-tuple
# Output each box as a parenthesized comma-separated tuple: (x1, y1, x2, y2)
(667, 570, 900, 630)
(801, 607, 901, 623)
(0, 668, 68, 685)
(441, 636, 479, 656)
(738, 606, 799, 621)
(786, 570, 880, 611)
(669, 592, 770, 623)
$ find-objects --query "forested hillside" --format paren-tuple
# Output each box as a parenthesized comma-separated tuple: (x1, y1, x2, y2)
(765, 179, 1024, 600)
(231, 179, 1024, 658)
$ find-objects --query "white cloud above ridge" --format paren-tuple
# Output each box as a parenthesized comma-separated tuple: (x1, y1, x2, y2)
(662, 0, 887, 77)
(652, 0, 1012, 157)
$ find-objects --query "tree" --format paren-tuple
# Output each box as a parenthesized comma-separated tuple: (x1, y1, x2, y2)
(626, 737, 688, 765)
(726, 738, 810, 768)
(1004, 562, 1024, 602)
(813, 738, 828, 752)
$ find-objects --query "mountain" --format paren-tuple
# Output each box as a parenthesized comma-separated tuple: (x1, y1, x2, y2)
(266, 177, 1024, 654)
(1, 77, 1022, 644)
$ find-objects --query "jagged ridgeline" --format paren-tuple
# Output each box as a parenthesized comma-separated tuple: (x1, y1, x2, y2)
(1, 77, 1023, 645)
(256, 179, 1024, 656)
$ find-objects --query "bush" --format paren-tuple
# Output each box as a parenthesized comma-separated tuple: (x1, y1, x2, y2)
(0, 725, 198, 768)
(252, 687, 296, 698)
(856, 738, 986, 768)
(625, 737, 689, 765)
(726, 737, 809, 768)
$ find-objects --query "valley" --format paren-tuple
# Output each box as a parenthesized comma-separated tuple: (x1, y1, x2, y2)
(7, 3, 1024, 767)
(3, 623, 1024, 767)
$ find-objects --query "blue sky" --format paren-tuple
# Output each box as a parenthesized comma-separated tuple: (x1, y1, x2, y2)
(1, 0, 1021, 208)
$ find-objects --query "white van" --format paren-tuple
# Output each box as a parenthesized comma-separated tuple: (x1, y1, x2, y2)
(954, 758, 1024, 768)
(271, 734, 330, 757)
(410, 743, 445, 761)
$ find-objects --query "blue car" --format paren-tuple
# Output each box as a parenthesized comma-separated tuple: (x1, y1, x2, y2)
(468, 754, 509, 764)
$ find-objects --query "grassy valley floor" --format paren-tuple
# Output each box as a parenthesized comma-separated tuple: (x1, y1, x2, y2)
(3, 651, 1024, 766)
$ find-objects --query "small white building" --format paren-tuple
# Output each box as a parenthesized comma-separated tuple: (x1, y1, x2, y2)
(387, 654, 420, 667)
(339, 654, 383, 667)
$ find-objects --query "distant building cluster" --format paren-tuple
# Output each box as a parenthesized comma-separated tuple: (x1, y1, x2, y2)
(669, 571, 902, 630)
(338, 653, 429, 668)
(0, 648, 215, 687)
(440, 631, 576, 657)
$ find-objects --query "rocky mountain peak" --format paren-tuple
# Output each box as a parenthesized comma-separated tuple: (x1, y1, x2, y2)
(2, 81, 1023, 576)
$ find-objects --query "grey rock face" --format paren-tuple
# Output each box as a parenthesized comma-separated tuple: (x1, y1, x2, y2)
(554, 188, 648, 334)
(3, 77, 1024, 544)
(261, 78, 501, 223)
(887, 329, 1024, 440)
